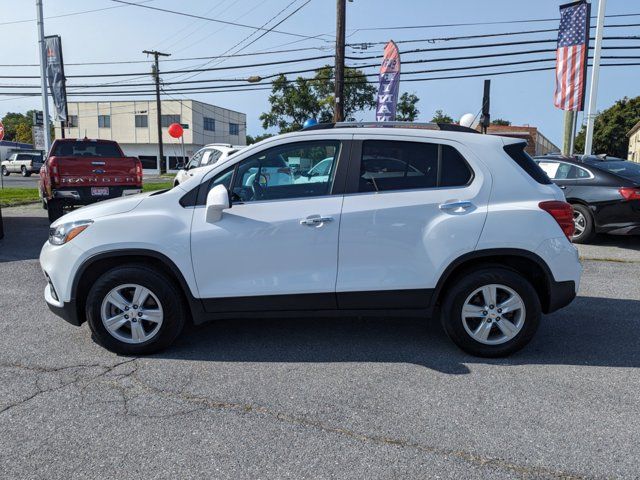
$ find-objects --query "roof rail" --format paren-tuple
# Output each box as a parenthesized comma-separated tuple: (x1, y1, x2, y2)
(302, 121, 478, 134)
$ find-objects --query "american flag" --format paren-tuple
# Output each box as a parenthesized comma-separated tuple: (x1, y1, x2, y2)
(554, 1, 590, 111)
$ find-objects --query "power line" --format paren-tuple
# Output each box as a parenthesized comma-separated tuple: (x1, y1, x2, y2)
(110, 0, 327, 41)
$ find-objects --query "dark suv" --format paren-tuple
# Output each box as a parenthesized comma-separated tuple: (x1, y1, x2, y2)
(534, 155, 640, 243)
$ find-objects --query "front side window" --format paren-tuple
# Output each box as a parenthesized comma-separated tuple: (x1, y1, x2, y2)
(227, 141, 340, 203)
(358, 140, 472, 193)
(98, 115, 111, 128)
(187, 150, 204, 169)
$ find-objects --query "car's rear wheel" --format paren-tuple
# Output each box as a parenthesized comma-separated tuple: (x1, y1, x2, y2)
(1, 166, 9, 176)
(21, 166, 31, 177)
(571, 204, 595, 244)
(47, 200, 64, 223)
(86, 265, 186, 355)
(440, 267, 541, 357)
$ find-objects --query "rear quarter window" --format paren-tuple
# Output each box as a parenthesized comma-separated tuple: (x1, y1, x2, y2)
(504, 143, 552, 185)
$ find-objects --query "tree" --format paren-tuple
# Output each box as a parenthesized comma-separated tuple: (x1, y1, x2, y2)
(574, 96, 640, 157)
(246, 133, 275, 145)
(396, 92, 420, 122)
(0, 109, 47, 145)
(431, 109, 453, 123)
(260, 65, 376, 133)
(491, 118, 511, 126)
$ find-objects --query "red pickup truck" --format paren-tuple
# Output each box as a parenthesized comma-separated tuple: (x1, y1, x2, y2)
(39, 138, 143, 222)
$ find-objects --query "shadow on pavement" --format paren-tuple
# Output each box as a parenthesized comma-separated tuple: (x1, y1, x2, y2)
(591, 234, 640, 251)
(156, 296, 640, 373)
(0, 214, 49, 262)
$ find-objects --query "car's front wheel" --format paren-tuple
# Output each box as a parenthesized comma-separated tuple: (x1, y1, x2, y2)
(85, 265, 186, 355)
(440, 267, 541, 357)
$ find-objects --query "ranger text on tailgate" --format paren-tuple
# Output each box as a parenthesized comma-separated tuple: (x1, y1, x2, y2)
(39, 138, 143, 222)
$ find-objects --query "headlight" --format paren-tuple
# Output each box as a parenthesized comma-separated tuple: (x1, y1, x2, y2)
(49, 220, 93, 245)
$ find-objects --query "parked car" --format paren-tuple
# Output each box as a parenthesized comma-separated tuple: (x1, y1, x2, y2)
(173, 144, 241, 186)
(39, 138, 143, 223)
(40, 123, 581, 357)
(1, 152, 43, 177)
(534, 154, 640, 243)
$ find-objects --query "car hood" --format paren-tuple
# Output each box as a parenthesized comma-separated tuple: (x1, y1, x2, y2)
(51, 192, 152, 226)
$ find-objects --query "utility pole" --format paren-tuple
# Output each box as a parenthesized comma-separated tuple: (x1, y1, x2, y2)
(143, 49, 170, 174)
(36, 0, 51, 153)
(562, 110, 576, 156)
(333, 0, 346, 123)
(584, 0, 606, 155)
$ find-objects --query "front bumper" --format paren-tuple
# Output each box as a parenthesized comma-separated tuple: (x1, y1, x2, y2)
(45, 284, 81, 326)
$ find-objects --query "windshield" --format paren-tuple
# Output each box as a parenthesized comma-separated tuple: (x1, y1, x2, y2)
(592, 161, 640, 182)
(52, 141, 123, 158)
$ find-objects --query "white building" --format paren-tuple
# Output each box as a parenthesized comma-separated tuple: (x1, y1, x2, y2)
(54, 100, 246, 172)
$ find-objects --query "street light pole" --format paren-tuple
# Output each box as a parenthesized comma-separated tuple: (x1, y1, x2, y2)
(333, 0, 346, 123)
(36, 0, 51, 153)
(143, 49, 170, 174)
(584, 0, 606, 155)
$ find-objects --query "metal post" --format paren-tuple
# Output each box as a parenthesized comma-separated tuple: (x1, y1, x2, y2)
(584, 0, 606, 155)
(36, 0, 51, 153)
(180, 135, 185, 168)
(569, 112, 578, 156)
(143, 50, 170, 174)
(333, 0, 346, 122)
(562, 110, 576, 156)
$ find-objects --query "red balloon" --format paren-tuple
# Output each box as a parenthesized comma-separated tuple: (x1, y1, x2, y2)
(168, 123, 184, 138)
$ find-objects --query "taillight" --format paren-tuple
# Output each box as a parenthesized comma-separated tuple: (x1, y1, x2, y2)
(619, 187, 640, 201)
(49, 158, 59, 185)
(135, 160, 143, 184)
(539, 201, 575, 240)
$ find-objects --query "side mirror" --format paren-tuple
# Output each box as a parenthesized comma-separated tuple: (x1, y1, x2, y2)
(206, 184, 230, 222)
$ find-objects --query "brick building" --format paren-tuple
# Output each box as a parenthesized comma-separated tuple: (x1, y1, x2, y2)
(480, 125, 559, 156)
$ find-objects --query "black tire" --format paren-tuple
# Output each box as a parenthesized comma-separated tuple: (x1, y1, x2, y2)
(571, 204, 595, 244)
(85, 265, 186, 355)
(1, 166, 9, 176)
(440, 267, 541, 357)
(21, 166, 31, 177)
(47, 200, 64, 223)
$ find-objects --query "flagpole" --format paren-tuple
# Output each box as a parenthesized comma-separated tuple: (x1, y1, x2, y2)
(584, 0, 606, 155)
(36, 0, 51, 153)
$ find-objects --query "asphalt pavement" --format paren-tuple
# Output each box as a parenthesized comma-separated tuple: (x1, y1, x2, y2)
(1, 204, 639, 479)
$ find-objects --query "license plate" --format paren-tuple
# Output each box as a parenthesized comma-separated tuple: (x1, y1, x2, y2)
(91, 187, 109, 196)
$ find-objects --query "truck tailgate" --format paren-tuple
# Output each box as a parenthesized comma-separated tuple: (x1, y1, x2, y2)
(54, 156, 140, 186)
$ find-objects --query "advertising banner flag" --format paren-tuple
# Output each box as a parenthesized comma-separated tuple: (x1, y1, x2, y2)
(44, 35, 68, 121)
(554, 1, 590, 111)
(376, 41, 401, 121)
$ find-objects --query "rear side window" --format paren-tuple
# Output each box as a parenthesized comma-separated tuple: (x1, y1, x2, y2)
(592, 160, 640, 182)
(52, 141, 122, 158)
(358, 140, 472, 193)
(504, 143, 552, 184)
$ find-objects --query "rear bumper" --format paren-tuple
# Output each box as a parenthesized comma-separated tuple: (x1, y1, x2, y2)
(51, 186, 142, 205)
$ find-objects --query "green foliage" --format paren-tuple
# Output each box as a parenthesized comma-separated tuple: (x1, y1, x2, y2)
(491, 118, 511, 126)
(396, 92, 420, 122)
(0, 109, 54, 145)
(246, 133, 275, 145)
(260, 65, 376, 133)
(431, 109, 453, 124)
(574, 96, 640, 157)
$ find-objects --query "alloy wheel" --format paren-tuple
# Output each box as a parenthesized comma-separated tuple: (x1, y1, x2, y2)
(573, 211, 586, 239)
(100, 283, 164, 344)
(461, 284, 526, 345)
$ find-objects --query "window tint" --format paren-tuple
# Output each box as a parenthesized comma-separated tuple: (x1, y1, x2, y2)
(358, 140, 471, 193)
(52, 141, 122, 158)
(592, 161, 640, 182)
(504, 143, 552, 184)
(228, 141, 340, 202)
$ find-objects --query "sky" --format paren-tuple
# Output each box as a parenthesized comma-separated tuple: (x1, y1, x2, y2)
(0, 0, 638, 146)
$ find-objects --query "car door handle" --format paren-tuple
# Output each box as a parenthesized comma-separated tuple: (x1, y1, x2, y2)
(439, 201, 474, 212)
(300, 215, 333, 226)
(559, 185, 567, 189)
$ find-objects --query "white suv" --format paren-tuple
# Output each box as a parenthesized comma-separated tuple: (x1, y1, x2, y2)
(40, 123, 581, 357)
(173, 144, 241, 186)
